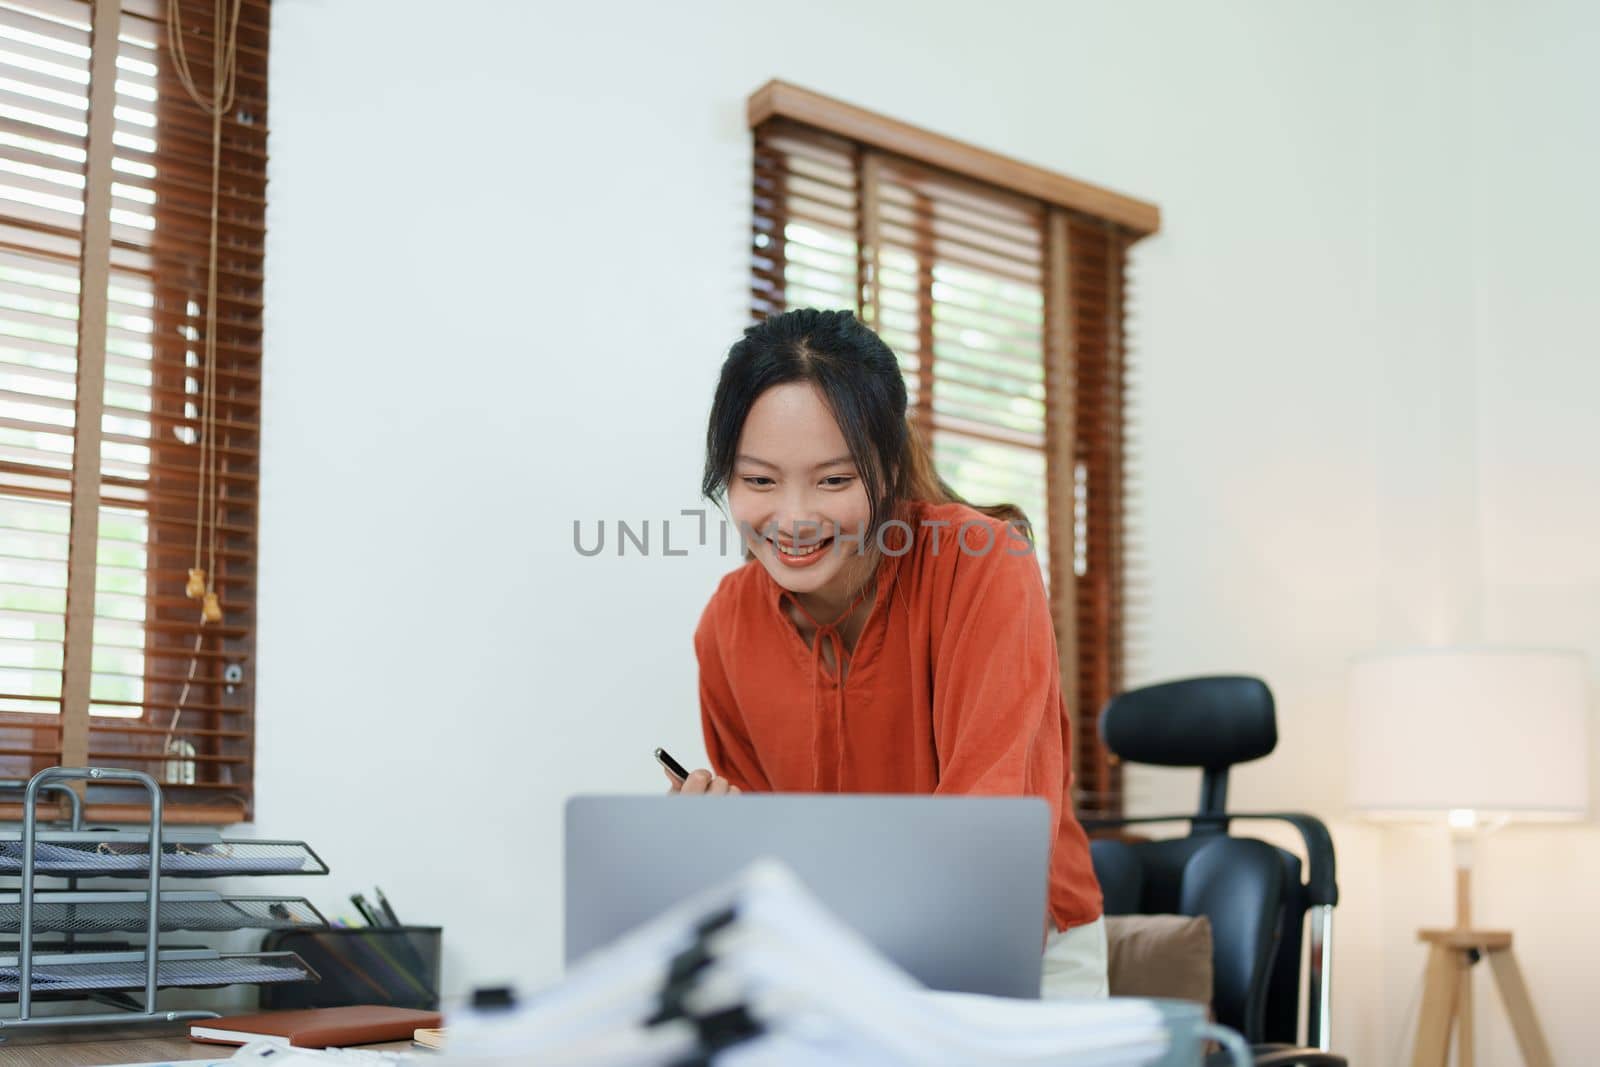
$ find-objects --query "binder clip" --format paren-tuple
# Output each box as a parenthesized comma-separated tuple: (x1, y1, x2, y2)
(647, 905, 739, 1027)
(664, 1004, 764, 1067)
(470, 985, 517, 1012)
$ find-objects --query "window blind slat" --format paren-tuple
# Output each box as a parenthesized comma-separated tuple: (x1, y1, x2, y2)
(0, 0, 84, 775)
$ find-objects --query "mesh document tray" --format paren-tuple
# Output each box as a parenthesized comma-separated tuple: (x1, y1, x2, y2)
(0, 892, 327, 934)
(0, 831, 327, 878)
(0, 949, 316, 995)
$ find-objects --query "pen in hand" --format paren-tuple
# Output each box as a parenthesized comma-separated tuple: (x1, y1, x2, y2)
(656, 747, 740, 795)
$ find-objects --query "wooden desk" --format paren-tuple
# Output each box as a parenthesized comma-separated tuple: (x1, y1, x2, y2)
(4, 1035, 416, 1066)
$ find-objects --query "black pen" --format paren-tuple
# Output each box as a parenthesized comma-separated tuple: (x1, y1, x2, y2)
(373, 886, 401, 927)
(350, 892, 382, 928)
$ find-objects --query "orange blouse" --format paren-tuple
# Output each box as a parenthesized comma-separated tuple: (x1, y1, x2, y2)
(694, 498, 1103, 932)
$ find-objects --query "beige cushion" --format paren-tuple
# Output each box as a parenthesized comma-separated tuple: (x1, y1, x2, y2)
(1104, 914, 1214, 1006)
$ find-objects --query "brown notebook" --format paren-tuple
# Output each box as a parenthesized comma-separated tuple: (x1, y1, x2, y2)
(189, 1005, 444, 1048)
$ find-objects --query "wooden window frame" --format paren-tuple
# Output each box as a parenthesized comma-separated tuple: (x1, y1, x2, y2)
(748, 81, 1158, 819)
(0, 0, 269, 824)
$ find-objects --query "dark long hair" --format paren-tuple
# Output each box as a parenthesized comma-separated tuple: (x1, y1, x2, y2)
(701, 308, 1029, 540)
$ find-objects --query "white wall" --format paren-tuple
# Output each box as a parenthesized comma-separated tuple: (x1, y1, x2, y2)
(1132, 2, 1600, 1063)
(256, 1, 1596, 1063)
(1437, 0, 1600, 1061)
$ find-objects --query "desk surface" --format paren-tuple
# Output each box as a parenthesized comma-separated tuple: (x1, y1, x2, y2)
(4, 1035, 416, 1066)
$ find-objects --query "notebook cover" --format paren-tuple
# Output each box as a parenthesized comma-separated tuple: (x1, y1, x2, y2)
(189, 1005, 443, 1048)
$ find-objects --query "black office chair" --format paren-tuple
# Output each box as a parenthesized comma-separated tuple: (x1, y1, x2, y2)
(1082, 677, 1347, 1067)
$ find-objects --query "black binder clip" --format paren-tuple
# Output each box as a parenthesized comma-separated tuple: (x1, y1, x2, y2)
(646, 943, 714, 1027)
(695, 905, 738, 938)
(470, 985, 517, 1012)
(694, 1003, 763, 1051)
(663, 1003, 765, 1067)
(646, 906, 739, 1027)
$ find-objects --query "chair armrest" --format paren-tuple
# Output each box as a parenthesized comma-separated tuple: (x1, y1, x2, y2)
(1251, 1044, 1348, 1067)
(1204, 1045, 1347, 1067)
(1081, 811, 1338, 907)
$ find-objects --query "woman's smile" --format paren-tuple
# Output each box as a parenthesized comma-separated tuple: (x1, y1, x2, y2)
(769, 534, 835, 566)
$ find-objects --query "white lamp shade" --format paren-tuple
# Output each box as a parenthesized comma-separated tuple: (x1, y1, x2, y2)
(1348, 648, 1590, 821)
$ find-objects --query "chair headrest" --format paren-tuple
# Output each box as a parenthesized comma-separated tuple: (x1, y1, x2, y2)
(1099, 676, 1277, 769)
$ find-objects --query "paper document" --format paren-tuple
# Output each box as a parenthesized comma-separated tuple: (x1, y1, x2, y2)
(445, 859, 1170, 1066)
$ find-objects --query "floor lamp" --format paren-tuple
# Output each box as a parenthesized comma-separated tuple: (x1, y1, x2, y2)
(1348, 648, 1589, 1067)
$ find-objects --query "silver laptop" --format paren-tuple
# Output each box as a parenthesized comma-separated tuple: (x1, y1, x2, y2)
(564, 794, 1052, 998)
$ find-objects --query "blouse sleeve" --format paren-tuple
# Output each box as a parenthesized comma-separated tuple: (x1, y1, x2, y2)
(928, 524, 1068, 820)
(694, 610, 772, 792)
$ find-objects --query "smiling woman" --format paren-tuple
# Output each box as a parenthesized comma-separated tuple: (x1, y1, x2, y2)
(685, 308, 1109, 999)
(701, 308, 1029, 617)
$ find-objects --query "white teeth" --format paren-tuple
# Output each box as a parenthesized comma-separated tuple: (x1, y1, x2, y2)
(774, 538, 828, 558)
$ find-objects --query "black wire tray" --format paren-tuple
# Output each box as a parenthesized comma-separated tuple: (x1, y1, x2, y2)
(0, 832, 328, 878)
(0, 950, 317, 995)
(0, 891, 327, 934)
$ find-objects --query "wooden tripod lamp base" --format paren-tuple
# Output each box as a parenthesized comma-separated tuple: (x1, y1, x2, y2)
(1408, 869, 1554, 1067)
(1347, 650, 1588, 1067)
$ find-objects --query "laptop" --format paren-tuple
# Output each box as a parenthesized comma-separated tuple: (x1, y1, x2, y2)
(564, 794, 1052, 998)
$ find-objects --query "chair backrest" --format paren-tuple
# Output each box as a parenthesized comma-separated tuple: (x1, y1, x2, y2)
(1093, 836, 1284, 1040)
(1101, 675, 1276, 817)
(1095, 675, 1318, 1046)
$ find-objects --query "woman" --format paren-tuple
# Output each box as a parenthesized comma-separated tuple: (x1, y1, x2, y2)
(670, 308, 1107, 998)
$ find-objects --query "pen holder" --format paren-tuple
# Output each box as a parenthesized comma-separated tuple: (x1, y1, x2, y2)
(258, 925, 441, 1011)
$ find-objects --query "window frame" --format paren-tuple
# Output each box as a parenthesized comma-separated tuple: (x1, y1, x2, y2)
(0, 0, 269, 823)
(747, 80, 1158, 820)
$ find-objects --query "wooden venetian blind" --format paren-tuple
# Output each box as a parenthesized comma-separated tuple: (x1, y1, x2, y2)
(749, 81, 1157, 820)
(0, 0, 268, 822)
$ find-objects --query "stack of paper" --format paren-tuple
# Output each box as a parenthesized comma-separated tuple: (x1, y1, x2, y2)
(446, 860, 1170, 1066)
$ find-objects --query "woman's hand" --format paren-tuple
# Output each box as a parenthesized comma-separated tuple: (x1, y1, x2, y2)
(665, 768, 741, 795)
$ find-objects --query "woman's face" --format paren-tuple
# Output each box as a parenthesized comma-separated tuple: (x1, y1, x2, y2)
(727, 382, 874, 602)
